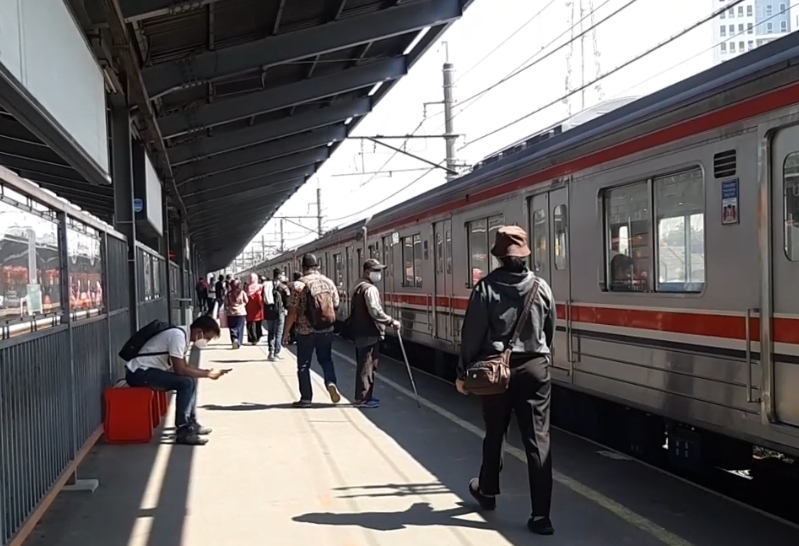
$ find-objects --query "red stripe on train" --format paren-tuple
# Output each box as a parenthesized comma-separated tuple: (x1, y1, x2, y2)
(386, 294, 799, 345)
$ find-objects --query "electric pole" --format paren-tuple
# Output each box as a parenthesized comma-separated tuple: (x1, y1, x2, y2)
(279, 218, 285, 252)
(316, 186, 323, 237)
(442, 42, 458, 182)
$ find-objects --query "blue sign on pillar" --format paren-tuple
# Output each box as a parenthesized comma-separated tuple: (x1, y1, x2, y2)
(133, 198, 143, 213)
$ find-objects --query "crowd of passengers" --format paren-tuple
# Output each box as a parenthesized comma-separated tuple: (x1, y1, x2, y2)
(124, 226, 556, 535)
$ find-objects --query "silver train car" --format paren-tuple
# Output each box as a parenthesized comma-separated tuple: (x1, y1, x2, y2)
(242, 33, 799, 462)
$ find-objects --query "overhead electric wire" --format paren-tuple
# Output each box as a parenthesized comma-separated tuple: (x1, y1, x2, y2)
(461, 0, 747, 149)
(454, 0, 560, 84)
(326, 160, 445, 224)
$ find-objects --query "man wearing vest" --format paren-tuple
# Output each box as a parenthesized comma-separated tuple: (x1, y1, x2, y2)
(350, 259, 400, 408)
(124, 315, 232, 445)
(283, 254, 341, 408)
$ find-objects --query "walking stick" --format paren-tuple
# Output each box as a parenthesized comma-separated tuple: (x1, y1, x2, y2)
(396, 330, 421, 408)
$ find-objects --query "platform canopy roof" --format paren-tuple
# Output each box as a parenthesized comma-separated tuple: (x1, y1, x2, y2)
(17, 0, 462, 271)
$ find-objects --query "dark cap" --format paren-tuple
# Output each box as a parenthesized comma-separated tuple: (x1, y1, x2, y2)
(301, 253, 319, 269)
(490, 225, 531, 258)
(363, 258, 387, 272)
(273, 268, 282, 277)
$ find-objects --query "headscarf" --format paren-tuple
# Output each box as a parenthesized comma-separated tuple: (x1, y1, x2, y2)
(246, 273, 262, 296)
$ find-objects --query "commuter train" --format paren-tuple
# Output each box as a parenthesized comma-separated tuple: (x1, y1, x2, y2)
(243, 33, 799, 464)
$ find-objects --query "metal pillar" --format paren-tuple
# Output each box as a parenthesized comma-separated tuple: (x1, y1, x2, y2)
(163, 185, 173, 323)
(442, 46, 458, 182)
(111, 88, 139, 334)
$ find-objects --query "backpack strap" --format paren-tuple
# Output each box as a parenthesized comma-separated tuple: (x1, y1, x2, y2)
(506, 275, 542, 350)
(136, 326, 186, 358)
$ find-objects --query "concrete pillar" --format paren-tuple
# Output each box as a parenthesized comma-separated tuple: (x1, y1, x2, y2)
(110, 87, 139, 333)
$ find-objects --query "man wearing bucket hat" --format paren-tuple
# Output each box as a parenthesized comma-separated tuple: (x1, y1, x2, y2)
(457, 225, 557, 535)
(349, 258, 400, 408)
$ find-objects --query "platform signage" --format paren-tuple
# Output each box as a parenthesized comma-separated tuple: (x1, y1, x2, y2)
(133, 198, 143, 213)
(721, 179, 739, 225)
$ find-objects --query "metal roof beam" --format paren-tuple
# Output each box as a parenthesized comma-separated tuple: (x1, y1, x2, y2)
(142, 0, 461, 97)
(193, 216, 277, 238)
(167, 98, 369, 166)
(187, 178, 302, 213)
(120, 0, 223, 22)
(182, 150, 324, 197)
(174, 126, 345, 184)
(158, 57, 405, 138)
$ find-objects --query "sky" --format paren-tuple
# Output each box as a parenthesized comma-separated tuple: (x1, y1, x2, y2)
(234, 0, 725, 267)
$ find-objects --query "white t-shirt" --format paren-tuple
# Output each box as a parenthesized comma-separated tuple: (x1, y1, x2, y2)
(126, 326, 190, 373)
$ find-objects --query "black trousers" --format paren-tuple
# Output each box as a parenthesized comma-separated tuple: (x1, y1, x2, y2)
(246, 320, 263, 344)
(354, 341, 379, 402)
(478, 356, 553, 519)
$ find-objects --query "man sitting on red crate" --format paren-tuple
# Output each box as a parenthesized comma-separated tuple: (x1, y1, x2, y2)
(124, 315, 231, 446)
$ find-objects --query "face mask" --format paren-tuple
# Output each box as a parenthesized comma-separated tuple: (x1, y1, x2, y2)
(369, 271, 382, 283)
(194, 338, 209, 348)
(279, 276, 287, 283)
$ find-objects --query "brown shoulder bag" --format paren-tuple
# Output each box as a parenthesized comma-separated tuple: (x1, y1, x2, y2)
(463, 276, 541, 396)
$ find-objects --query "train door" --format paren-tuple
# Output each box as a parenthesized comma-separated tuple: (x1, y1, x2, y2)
(529, 186, 572, 376)
(769, 125, 799, 427)
(433, 220, 453, 340)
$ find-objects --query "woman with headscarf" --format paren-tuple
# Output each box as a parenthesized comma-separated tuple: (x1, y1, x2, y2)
(225, 278, 248, 349)
(245, 272, 265, 345)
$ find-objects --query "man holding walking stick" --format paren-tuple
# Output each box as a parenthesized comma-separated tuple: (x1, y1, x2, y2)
(349, 258, 400, 409)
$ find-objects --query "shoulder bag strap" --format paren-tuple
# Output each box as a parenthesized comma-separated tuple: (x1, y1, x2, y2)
(508, 275, 542, 348)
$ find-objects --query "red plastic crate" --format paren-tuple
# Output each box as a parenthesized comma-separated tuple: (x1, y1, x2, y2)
(104, 387, 155, 444)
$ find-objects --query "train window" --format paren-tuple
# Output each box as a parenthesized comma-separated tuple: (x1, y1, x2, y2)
(531, 208, 547, 273)
(436, 230, 443, 274)
(468, 219, 488, 285)
(333, 253, 344, 288)
(783, 152, 799, 261)
(401, 234, 423, 287)
(553, 205, 568, 270)
(655, 169, 705, 292)
(445, 229, 452, 274)
(604, 181, 652, 292)
(467, 215, 504, 286)
(356, 248, 362, 275)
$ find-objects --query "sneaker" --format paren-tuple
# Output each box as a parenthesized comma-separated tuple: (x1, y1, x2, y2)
(175, 429, 208, 446)
(267, 353, 275, 362)
(357, 399, 380, 409)
(193, 423, 212, 435)
(468, 478, 496, 511)
(527, 517, 554, 535)
(232, 340, 239, 350)
(292, 400, 312, 408)
(327, 383, 341, 404)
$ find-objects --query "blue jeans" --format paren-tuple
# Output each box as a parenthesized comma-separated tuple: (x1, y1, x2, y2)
(266, 315, 285, 355)
(296, 332, 337, 402)
(125, 368, 197, 430)
(228, 315, 245, 345)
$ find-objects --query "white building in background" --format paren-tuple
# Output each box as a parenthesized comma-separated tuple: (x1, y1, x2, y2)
(712, 0, 792, 64)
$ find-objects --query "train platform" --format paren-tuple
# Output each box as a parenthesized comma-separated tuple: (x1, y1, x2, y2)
(24, 335, 799, 546)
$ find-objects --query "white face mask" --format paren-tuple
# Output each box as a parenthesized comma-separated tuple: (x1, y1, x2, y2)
(279, 276, 287, 283)
(369, 271, 382, 283)
(194, 338, 209, 349)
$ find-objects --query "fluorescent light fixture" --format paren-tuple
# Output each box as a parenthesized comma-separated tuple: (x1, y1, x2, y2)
(344, 117, 354, 125)
(368, 82, 383, 96)
(403, 27, 430, 55)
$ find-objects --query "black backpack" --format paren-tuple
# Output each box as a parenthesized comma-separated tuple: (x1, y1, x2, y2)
(118, 320, 183, 362)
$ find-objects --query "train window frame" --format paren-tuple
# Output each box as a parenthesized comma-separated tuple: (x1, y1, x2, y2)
(401, 234, 423, 288)
(466, 213, 504, 287)
(601, 165, 706, 294)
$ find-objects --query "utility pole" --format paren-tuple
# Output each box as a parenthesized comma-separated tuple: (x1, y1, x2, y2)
(316, 186, 323, 237)
(279, 218, 285, 252)
(442, 41, 458, 182)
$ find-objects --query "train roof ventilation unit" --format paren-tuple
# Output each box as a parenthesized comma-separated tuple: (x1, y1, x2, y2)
(713, 149, 737, 178)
